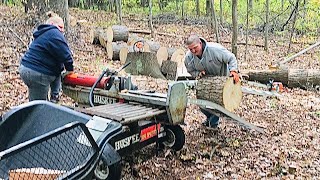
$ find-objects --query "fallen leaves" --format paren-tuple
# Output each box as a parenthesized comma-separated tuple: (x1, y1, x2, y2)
(1, 4, 320, 180)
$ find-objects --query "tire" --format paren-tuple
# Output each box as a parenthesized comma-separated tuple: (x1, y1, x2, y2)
(94, 160, 121, 180)
(161, 125, 185, 151)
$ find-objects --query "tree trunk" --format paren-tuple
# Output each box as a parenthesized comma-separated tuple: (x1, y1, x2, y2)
(206, 0, 211, 16)
(249, 0, 252, 9)
(231, 0, 238, 58)
(247, 69, 289, 86)
(117, 0, 123, 24)
(196, 0, 200, 17)
(196, 76, 242, 112)
(107, 25, 129, 42)
(288, 0, 300, 53)
(246, 68, 320, 89)
(244, 0, 250, 61)
(281, 0, 284, 11)
(106, 41, 127, 60)
(25, 0, 69, 34)
(210, 0, 220, 43)
(125, 52, 166, 79)
(264, 0, 269, 52)
(149, 0, 154, 38)
(219, 0, 223, 26)
(181, 0, 185, 20)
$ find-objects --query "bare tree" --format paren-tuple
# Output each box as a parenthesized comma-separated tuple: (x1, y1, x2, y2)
(210, 0, 219, 43)
(116, 0, 122, 24)
(196, 0, 200, 17)
(288, 0, 300, 53)
(245, 0, 250, 61)
(249, 0, 253, 9)
(149, 0, 154, 38)
(231, 0, 238, 58)
(24, 0, 69, 34)
(264, 0, 269, 52)
(219, 0, 223, 26)
(182, 0, 185, 23)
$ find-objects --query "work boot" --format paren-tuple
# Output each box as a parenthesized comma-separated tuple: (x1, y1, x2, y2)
(202, 116, 219, 128)
(50, 95, 60, 104)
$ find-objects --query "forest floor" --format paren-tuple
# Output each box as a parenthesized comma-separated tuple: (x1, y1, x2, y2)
(1, 5, 320, 179)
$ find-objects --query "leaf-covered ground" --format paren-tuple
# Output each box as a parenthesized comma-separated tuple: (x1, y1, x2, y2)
(1, 5, 320, 179)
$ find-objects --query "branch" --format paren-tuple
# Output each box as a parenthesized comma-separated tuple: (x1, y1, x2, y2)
(279, 41, 320, 65)
(8, 27, 28, 49)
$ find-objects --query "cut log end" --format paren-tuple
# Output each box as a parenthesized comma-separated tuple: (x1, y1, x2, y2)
(156, 47, 168, 66)
(196, 76, 242, 112)
(222, 78, 242, 112)
(107, 26, 113, 43)
(119, 47, 128, 64)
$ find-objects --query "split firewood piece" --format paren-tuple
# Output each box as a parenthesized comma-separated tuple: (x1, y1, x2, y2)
(107, 25, 129, 42)
(119, 46, 135, 65)
(196, 76, 242, 112)
(171, 48, 191, 79)
(106, 41, 128, 60)
(98, 30, 108, 49)
(125, 52, 166, 79)
(161, 60, 177, 80)
(156, 47, 168, 66)
(92, 28, 104, 45)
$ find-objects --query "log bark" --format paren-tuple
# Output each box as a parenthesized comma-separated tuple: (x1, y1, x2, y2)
(246, 68, 320, 89)
(196, 76, 242, 112)
(99, 31, 108, 49)
(247, 69, 289, 86)
(161, 60, 177, 80)
(125, 52, 166, 79)
(288, 69, 320, 89)
(107, 25, 129, 42)
(144, 40, 161, 53)
(93, 28, 104, 45)
(119, 46, 135, 64)
(106, 41, 127, 60)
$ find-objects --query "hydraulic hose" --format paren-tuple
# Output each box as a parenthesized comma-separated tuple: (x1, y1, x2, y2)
(89, 69, 107, 107)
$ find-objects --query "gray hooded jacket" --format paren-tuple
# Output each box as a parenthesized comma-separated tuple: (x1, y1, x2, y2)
(184, 38, 238, 78)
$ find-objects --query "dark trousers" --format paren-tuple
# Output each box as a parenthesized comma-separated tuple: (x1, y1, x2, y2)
(19, 65, 59, 101)
(200, 107, 220, 126)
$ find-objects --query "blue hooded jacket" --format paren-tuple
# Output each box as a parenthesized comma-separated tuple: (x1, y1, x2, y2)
(21, 24, 74, 76)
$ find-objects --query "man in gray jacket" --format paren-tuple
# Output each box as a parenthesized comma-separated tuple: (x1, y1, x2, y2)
(184, 34, 240, 128)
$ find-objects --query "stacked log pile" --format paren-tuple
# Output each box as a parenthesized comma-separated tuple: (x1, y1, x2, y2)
(91, 24, 190, 80)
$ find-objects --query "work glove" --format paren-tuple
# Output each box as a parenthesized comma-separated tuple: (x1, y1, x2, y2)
(62, 71, 74, 79)
(230, 71, 240, 84)
(196, 70, 206, 79)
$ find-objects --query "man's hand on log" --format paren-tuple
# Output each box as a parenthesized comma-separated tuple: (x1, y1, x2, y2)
(230, 71, 240, 84)
(196, 70, 206, 79)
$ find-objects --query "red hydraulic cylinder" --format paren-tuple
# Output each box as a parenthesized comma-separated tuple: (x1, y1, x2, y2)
(63, 73, 110, 89)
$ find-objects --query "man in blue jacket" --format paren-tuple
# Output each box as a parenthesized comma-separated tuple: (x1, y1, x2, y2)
(19, 15, 74, 102)
(184, 34, 240, 128)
